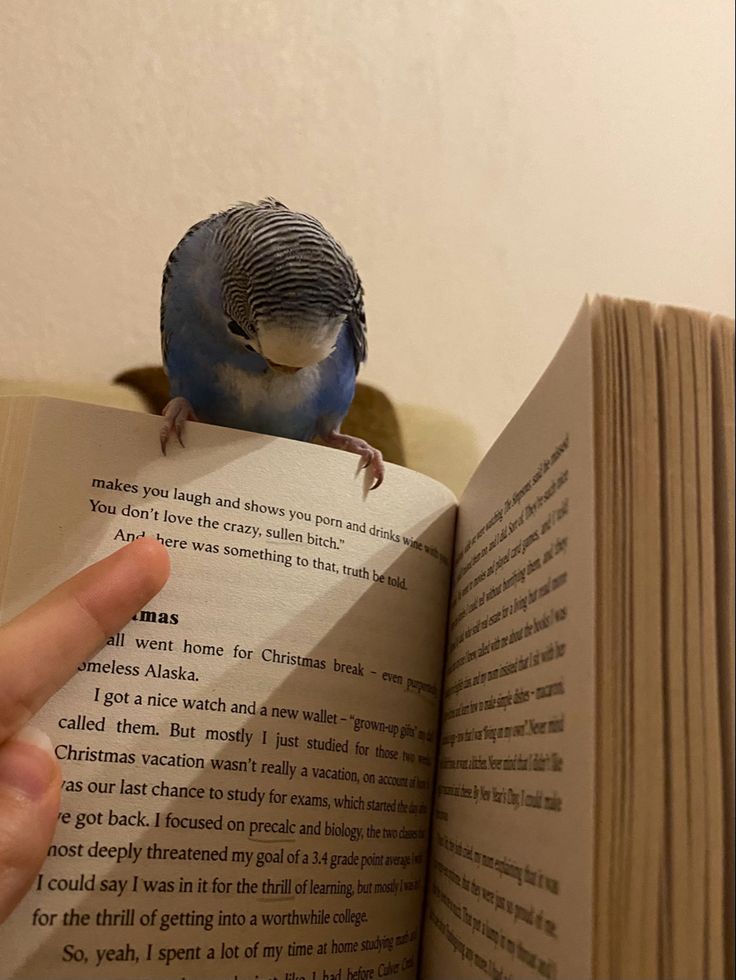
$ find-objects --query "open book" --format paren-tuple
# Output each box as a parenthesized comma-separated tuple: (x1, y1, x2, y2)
(0, 296, 732, 980)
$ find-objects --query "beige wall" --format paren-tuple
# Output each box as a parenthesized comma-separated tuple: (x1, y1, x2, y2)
(1, 0, 733, 488)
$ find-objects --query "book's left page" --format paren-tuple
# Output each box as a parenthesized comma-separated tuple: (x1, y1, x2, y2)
(0, 397, 457, 979)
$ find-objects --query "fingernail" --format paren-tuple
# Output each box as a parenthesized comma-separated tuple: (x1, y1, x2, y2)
(0, 726, 57, 801)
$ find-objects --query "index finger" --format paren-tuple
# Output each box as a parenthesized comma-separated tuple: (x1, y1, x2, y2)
(0, 538, 170, 745)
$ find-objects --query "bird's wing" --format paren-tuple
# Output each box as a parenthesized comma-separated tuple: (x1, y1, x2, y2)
(346, 274, 368, 371)
(160, 213, 219, 369)
(160, 204, 259, 367)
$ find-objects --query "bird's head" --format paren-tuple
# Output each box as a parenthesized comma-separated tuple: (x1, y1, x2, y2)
(218, 200, 361, 374)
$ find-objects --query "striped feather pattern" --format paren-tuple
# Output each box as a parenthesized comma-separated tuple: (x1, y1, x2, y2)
(216, 199, 367, 367)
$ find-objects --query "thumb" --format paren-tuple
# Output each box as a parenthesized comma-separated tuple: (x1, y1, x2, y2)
(0, 725, 60, 924)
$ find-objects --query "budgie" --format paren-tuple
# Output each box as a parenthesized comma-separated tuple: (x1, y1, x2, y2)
(159, 198, 384, 488)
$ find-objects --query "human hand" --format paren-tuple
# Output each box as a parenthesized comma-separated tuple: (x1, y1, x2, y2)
(0, 538, 169, 923)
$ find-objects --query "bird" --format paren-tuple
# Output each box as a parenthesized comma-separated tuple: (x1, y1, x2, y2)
(159, 198, 384, 488)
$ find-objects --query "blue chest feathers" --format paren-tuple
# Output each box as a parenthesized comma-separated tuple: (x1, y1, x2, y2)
(166, 320, 357, 442)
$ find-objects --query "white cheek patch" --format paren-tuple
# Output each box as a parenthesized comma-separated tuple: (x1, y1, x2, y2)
(258, 317, 343, 368)
(216, 362, 322, 414)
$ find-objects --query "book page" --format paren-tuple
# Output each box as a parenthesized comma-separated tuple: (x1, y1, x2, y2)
(711, 316, 735, 980)
(0, 398, 457, 980)
(421, 302, 596, 979)
(656, 308, 727, 980)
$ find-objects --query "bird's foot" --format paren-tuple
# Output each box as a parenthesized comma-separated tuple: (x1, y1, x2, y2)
(160, 397, 198, 454)
(323, 430, 385, 489)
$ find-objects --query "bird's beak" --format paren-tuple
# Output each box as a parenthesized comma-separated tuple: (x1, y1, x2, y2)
(265, 359, 302, 375)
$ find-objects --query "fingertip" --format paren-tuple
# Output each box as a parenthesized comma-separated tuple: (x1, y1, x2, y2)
(71, 538, 171, 637)
(121, 537, 171, 593)
(112, 538, 171, 607)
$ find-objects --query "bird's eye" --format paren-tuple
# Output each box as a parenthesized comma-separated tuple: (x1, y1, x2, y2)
(227, 318, 247, 339)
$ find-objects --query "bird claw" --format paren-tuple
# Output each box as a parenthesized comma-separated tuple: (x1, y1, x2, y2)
(359, 448, 384, 489)
(161, 398, 198, 455)
(324, 431, 385, 490)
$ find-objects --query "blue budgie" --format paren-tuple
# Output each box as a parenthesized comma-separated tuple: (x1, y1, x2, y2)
(160, 198, 384, 487)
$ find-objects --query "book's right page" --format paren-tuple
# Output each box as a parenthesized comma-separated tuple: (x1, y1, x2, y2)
(711, 316, 735, 980)
(421, 301, 596, 980)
